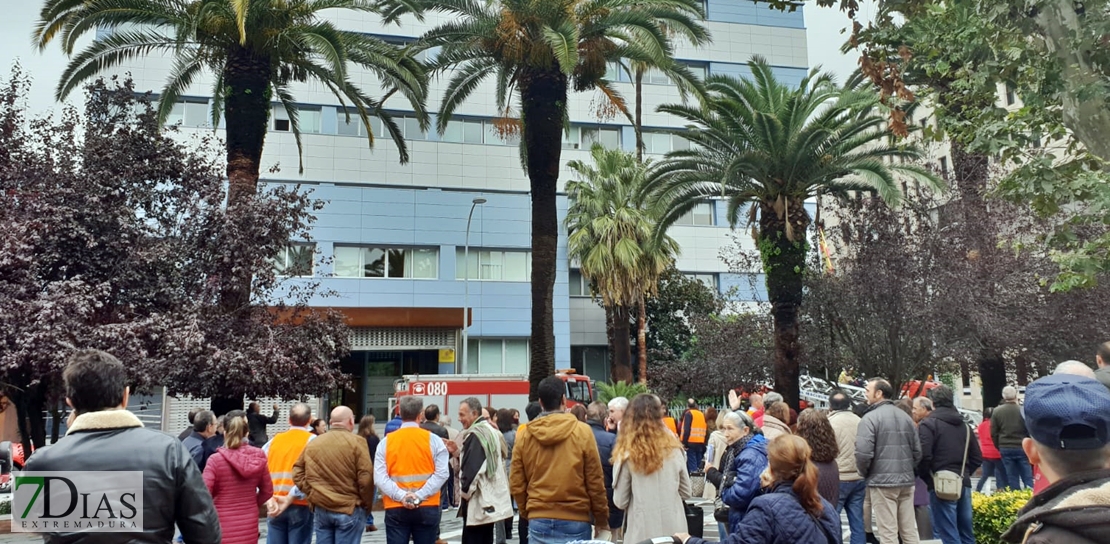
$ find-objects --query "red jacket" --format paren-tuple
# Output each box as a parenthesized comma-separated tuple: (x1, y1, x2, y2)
(203, 445, 273, 544)
(977, 420, 1001, 460)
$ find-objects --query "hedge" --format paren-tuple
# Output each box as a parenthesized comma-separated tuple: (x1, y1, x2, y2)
(971, 489, 1033, 544)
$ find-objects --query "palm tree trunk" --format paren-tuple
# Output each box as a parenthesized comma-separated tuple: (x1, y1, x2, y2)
(637, 294, 648, 385)
(635, 68, 644, 163)
(760, 198, 810, 411)
(520, 68, 567, 400)
(610, 305, 633, 383)
(220, 47, 272, 313)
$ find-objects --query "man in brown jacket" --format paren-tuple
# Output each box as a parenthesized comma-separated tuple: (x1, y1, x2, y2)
(511, 376, 609, 544)
(293, 406, 375, 544)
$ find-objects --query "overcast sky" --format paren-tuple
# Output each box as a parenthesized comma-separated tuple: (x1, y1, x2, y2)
(2, 1, 869, 115)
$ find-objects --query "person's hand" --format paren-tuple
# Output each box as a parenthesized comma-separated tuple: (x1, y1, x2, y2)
(446, 440, 459, 454)
(273, 404, 279, 412)
(593, 525, 609, 539)
(267, 494, 293, 518)
(675, 532, 692, 544)
(728, 390, 741, 411)
(402, 492, 419, 510)
(704, 461, 714, 472)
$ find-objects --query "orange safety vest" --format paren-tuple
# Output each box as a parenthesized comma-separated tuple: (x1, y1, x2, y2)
(267, 428, 313, 507)
(383, 426, 441, 509)
(663, 416, 678, 436)
(686, 409, 707, 444)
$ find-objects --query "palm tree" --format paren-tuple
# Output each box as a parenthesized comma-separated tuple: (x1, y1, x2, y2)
(650, 58, 940, 408)
(34, 0, 429, 310)
(379, 0, 706, 398)
(566, 145, 678, 384)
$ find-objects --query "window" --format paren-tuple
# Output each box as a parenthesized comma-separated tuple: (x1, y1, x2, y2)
(682, 62, 708, 81)
(442, 118, 485, 144)
(271, 243, 315, 276)
(486, 122, 521, 146)
(569, 269, 589, 297)
(271, 105, 320, 133)
(334, 246, 438, 279)
(581, 127, 621, 149)
(456, 249, 532, 281)
(165, 100, 210, 127)
(643, 131, 684, 154)
(674, 201, 714, 225)
(605, 61, 625, 81)
(562, 126, 582, 150)
(566, 380, 592, 404)
(336, 109, 383, 137)
(939, 156, 949, 178)
(1005, 84, 1016, 106)
(646, 68, 671, 85)
(403, 116, 425, 140)
(465, 339, 530, 374)
(684, 272, 719, 291)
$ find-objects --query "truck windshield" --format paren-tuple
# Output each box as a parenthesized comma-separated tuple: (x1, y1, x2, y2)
(566, 380, 592, 404)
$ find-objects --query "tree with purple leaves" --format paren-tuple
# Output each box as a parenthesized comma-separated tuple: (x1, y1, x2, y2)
(0, 68, 349, 458)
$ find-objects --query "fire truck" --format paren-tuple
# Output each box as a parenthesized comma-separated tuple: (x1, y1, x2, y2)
(390, 369, 595, 425)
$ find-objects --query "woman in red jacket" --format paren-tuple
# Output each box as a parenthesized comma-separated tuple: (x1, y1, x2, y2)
(203, 412, 273, 544)
(975, 407, 1008, 493)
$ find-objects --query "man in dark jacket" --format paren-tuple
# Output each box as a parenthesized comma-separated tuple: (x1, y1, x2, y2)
(248, 401, 280, 447)
(918, 386, 981, 544)
(181, 409, 217, 466)
(24, 349, 220, 544)
(1001, 373, 1110, 544)
(177, 407, 201, 441)
(586, 402, 622, 539)
(856, 378, 922, 544)
(991, 386, 1033, 490)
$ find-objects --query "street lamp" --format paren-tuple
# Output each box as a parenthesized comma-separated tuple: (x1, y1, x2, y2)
(462, 197, 486, 374)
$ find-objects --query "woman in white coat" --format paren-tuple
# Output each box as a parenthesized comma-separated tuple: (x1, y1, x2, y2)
(613, 394, 693, 544)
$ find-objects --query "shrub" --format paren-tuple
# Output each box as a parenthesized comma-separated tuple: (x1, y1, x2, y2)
(595, 382, 650, 404)
(0, 499, 10, 516)
(972, 489, 1033, 544)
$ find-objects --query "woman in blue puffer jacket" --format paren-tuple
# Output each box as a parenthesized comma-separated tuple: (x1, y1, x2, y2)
(704, 410, 768, 534)
(679, 434, 842, 544)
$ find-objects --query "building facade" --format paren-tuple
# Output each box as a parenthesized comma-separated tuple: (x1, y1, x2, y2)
(120, 1, 807, 420)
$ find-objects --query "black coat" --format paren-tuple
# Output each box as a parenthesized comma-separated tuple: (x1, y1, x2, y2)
(588, 419, 623, 530)
(25, 410, 220, 544)
(918, 406, 982, 488)
(248, 408, 279, 447)
(1002, 469, 1110, 544)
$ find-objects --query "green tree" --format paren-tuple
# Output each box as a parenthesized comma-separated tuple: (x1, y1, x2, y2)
(33, 0, 429, 310)
(650, 58, 939, 409)
(643, 267, 723, 357)
(379, 0, 706, 398)
(566, 145, 678, 384)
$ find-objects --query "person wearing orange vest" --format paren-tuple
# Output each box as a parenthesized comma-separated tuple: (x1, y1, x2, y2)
(663, 415, 679, 436)
(293, 406, 375, 544)
(680, 399, 708, 473)
(263, 402, 316, 544)
(375, 396, 450, 544)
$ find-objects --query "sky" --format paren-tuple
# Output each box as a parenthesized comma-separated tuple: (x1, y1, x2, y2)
(1, 1, 869, 115)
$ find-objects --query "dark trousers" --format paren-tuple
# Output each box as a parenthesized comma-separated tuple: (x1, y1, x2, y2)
(686, 443, 706, 473)
(446, 467, 458, 507)
(462, 522, 496, 544)
(518, 516, 529, 544)
(385, 506, 440, 544)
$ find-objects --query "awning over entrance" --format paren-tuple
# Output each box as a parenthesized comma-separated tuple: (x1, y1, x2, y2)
(335, 307, 471, 328)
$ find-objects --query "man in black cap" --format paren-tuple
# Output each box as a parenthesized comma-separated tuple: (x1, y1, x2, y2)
(1002, 373, 1110, 543)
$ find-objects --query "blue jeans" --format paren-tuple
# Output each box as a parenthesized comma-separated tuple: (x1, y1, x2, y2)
(976, 459, 1008, 493)
(268, 504, 315, 544)
(314, 506, 366, 544)
(528, 518, 592, 544)
(686, 444, 706, 473)
(1000, 448, 1034, 490)
(385, 506, 440, 544)
(367, 489, 378, 526)
(930, 486, 975, 544)
(717, 522, 729, 539)
(838, 480, 867, 544)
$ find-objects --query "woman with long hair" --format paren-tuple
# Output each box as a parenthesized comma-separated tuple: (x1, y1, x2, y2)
(794, 409, 840, 505)
(677, 435, 842, 544)
(202, 413, 273, 544)
(706, 410, 767, 535)
(613, 394, 692, 544)
(357, 415, 381, 532)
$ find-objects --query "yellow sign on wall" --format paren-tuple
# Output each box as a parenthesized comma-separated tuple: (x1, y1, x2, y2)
(438, 349, 456, 363)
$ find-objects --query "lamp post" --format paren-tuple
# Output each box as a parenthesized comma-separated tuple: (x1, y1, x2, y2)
(462, 197, 486, 374)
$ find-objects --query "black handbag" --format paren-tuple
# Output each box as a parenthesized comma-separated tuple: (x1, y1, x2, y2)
(713, 470, 734, 522)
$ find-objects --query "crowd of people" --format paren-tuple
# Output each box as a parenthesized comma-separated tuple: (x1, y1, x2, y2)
(20, 344, 1110, 544)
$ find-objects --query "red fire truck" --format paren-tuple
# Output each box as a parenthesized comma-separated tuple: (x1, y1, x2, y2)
(390, 369, 595, 423)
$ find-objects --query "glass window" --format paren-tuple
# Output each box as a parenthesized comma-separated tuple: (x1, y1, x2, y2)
(336, 110, 381, 137)
(676, 201, 714, 225)
(408, 248, 438, 279)
(463, 120, 484, 144)
(487, 122, 520, 146)
(566, 380, 593, 403)
(605, 61, 623, 81)
(404, 117, 424, 140)
(504, 340, 529, 374)
(569, 269, 584, 296)
(479, 340, 503, 373)
(562, 126, 581, 150)
(481, 250, 504, 280)
(272, 243, 315, 276)
(334, 246, 362, 277)
(363, 248, 386, 277)
(456, 249, 532, 281)
(684, 63, 708, 81)
(582, 127, 620, 150)
(387, 248, 406, 278)
(182, 101, 209, 127)
(442, 120, 464, 143)
(647, 69, 671, 85)
(684, 273, 718, 291)
(672, 134, 691, 152)
(644, 132, 672, 154)
(503, 251, 529, 282)
(299, 108, 322, 134)
(466, 341, 480, 374)
(273, 105, 290, 132)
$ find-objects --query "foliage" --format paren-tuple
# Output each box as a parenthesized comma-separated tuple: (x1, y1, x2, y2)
(0, 71, 350, 450)
(566, 146, 678, 383)
(971, 489, 1032, 544)
(642, 267, 724, 358)
(649, 58, 939, 409)
(0, 499, 9, 516)
(595, 381, 650, 404)
(33, 0, 428, 166)
(648, 313, 773, 401)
